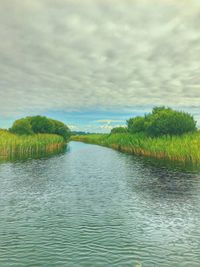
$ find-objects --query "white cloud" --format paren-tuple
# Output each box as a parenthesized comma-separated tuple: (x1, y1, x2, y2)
(100, 124, 125, 130)
(0, 0, 200, 119)
(95, 119, 124, 124)
(67, 124, 79, 130)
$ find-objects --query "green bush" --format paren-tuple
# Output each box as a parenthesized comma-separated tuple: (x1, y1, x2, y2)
(10, 118, 33, 135)
(152, 106, 170, 115)
(50, 119, 71, 140)
(10, 116, 71, 140)
(111, 127, 128, 134)
(127, 106, 197, 137)
(146, 109, 197, 137)
(28, 116, 55, 134)
(127, 116, 146, 133)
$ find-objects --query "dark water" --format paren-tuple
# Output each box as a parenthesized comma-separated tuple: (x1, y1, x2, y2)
(0, 141, 200, 267)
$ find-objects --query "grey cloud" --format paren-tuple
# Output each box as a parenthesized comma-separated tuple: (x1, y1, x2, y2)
(0, 0, 200, 118)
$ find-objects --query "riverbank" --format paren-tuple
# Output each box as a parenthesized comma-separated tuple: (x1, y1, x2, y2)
(0, 130, 67, 160)
(71, 132, 200, 164)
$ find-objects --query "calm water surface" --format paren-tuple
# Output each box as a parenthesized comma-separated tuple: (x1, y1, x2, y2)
(0, 141, 200, 267)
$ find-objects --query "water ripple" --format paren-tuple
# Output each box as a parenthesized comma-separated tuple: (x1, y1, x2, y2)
(0, 141, 200, 266)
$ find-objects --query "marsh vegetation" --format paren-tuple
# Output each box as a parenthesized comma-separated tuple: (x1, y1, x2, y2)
(0, 130, 67, 161)
(0, 116, 70, 160)
(10, 115, 71, 140)
(72, 132, 200, 163)
(72, 107, 199, 163)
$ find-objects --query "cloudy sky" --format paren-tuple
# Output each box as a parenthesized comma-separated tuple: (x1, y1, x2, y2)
(0, 0, 200, 132)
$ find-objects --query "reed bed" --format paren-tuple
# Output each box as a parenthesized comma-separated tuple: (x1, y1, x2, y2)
(72, 132, 200, 164)
(0, 130, 66, 160)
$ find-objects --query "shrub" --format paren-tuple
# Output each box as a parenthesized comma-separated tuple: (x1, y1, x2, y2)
(10, 118, 33, 135)
(10, 116, 71, 140)
(152, 106, 171, 115)
(146, 109, 197, 137)
(50, 119, 71, 140)
(28, 116, 55, 134)
(127, 106, 197, 137)
(111, 127, 128, 134)
(127, 116, 146, 133)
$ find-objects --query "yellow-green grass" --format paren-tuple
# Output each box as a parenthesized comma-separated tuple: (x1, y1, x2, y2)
(0, 130, 67, 160)
(71, 132, 200, 164)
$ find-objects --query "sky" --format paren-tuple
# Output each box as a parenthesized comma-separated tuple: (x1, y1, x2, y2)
(0, 0, 200, 132)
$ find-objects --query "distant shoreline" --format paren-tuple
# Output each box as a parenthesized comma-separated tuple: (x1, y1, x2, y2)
(71, 133, 200, 164)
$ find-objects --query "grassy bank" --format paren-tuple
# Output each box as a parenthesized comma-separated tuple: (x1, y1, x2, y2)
(0, 130, 67, 161)
(71, 132, 200, 164)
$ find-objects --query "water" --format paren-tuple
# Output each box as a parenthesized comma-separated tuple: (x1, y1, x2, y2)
(0, 141, 200, 267)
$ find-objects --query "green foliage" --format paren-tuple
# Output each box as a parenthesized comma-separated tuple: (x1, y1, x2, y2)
(28, 116, 54, 134)
(146, 109, 197, 137)
(127, 116, 146, 133)
(152, 106, 170, 115)
(10, 116, 71, 140)
(50, 119, 71, 140)
(0, 130, 66, 160)
(111, 127, 128, 134)
(10, 118, 33, 135)
(127, 106, 197, 137)
(72, 132, 200, 163)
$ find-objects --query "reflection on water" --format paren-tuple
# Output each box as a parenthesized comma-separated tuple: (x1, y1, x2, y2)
(0, 141, 200, 266)
(139, 154, 200, 173)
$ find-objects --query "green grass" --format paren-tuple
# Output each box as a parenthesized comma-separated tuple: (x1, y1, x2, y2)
(0, 130, 67, 160)
(71, 132, 200, 163)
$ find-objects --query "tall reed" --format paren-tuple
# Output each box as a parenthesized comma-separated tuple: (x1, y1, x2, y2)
(0, 130, 66, 160)
(72, 132, 200, 164)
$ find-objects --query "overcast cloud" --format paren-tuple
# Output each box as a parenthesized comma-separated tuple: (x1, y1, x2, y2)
(0, 0, 200, 130)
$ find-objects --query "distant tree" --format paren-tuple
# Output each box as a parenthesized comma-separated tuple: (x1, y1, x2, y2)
(127, 106, 197, 137)
(10, 118, 33, 135)
(152, 106, 171, 115)
(111, 126, 128, 134)
(28, 116, 55, 134)
(10, 116, 71, 140)
(146, 109, 197, 137)
(71, 131, 88, 135)
(50, 119, 71, 140)
(127, 116, 146, 133)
